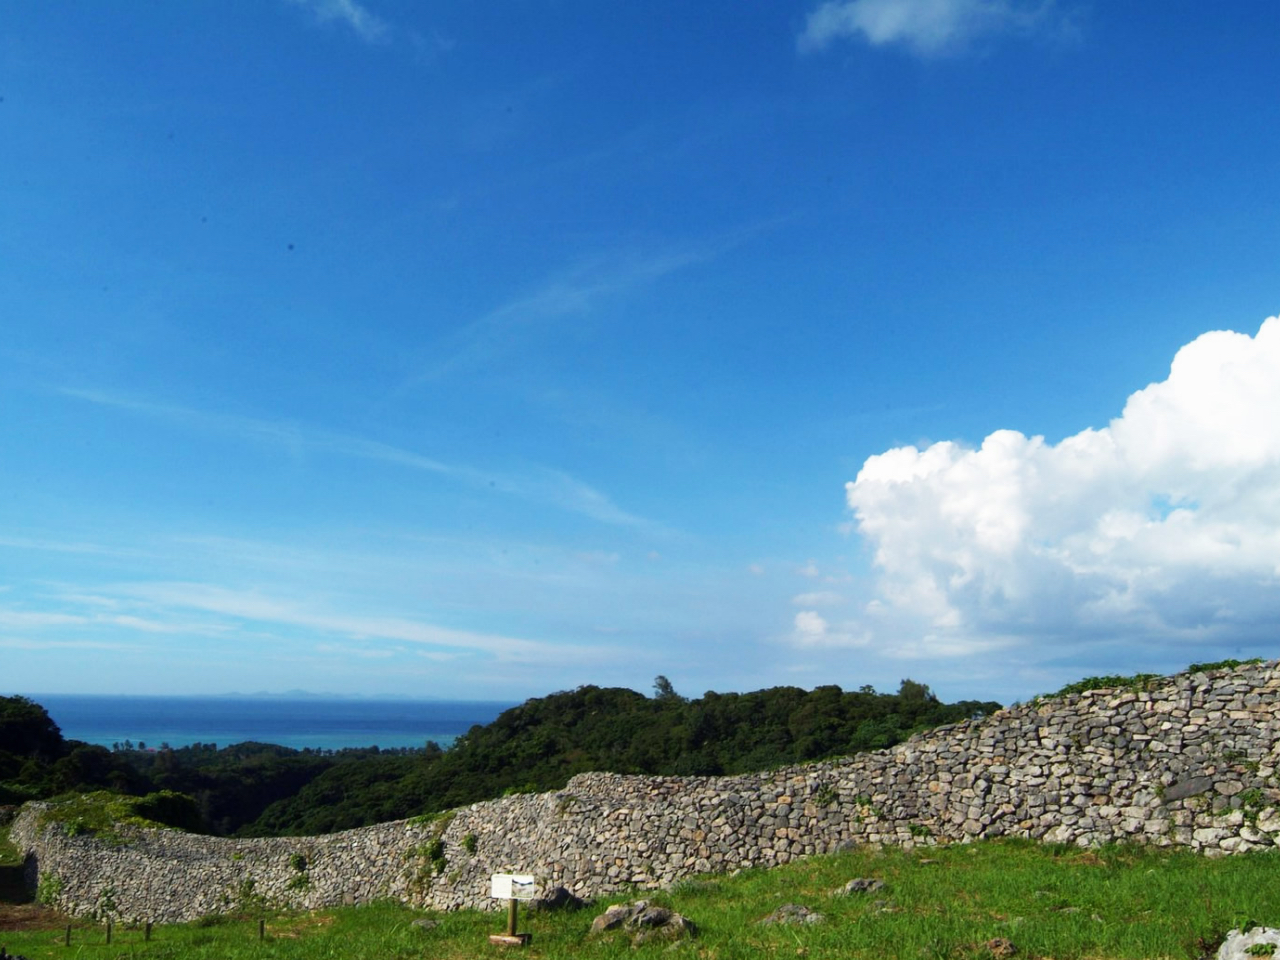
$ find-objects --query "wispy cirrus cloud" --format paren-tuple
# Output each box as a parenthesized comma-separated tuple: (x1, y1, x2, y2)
(112, 581, 593, 664)
(0, 609, 86, 629)
(798, 0, 1074, 57)
(60, 388, 661, 532)
(0, 534, 149, 560)
(509, 468, 658, 531)
(0, 637, 139, 652)
(284, 0, 390, 44)
(0, 595, 233, 639)
(414, 247, 715, 384)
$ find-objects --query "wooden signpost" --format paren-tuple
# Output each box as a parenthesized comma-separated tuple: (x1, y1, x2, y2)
(488, 874, 535, 946)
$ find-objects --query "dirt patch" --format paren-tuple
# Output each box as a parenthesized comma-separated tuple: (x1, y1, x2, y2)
(0, 903, 68, 931)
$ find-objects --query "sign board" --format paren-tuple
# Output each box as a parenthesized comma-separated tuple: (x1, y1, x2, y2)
(490, 874, 537, 900)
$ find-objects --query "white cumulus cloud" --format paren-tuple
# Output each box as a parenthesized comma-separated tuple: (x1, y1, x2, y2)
(790, 610, 869, 649)
(833, 314, 1280, 666)
(798, 0, 1067, 56)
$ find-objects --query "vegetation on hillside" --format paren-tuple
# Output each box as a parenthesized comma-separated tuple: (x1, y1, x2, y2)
(244, 678, 1000, 836)
(2, 659, 1260, 839)
(1, 677, 998, 837)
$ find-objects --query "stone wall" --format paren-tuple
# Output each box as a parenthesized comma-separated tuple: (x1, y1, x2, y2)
(12, 661, 1280, 922)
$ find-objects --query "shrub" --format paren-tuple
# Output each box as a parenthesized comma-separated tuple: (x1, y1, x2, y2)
(36, 872, 63, 905)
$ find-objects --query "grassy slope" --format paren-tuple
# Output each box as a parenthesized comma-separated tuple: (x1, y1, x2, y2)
(1, 838, 1274, 959)
(0, 827, 21, 866)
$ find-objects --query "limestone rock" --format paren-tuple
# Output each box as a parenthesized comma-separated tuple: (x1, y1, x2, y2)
(835, 878, 884, 895)
(590, 903, 635, 933)
(590, 900, 698, 945)
(1216, 926, 1280, 960)
(760, 904, 825, 925)
(1164, 777, 1214, 802)
(528, 885, 588, 911)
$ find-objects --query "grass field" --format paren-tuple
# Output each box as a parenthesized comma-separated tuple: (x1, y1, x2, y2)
(2, 837, 1276, 959)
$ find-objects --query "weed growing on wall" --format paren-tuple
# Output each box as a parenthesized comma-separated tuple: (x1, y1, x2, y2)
(811, 785, 839, 807)
(286, 852, 311, 890)
(1052, 673, 1161, 697)
(93, 883, 118, 920)
(1188, 658, 1263, 673)
(227, 876, 271, 917)
(35, 872, 62, 905)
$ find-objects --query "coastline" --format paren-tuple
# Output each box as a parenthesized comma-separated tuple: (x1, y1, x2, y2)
(21, 693, 514, 753)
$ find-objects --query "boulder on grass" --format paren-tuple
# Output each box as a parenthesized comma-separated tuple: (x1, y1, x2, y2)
(590, 900, 697, 945)
(528, 886, 588, 912)
(833, 878, 885, 896)
(760, 904, 825, 925)
(1217, 927, 1280, 960)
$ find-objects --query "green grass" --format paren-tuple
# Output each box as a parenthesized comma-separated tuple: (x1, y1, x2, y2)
(0, 827, 22, 867)
(1045, 658, 1266, 701)
(2, 839, 1276, 959)
(32, 791, 200, 845)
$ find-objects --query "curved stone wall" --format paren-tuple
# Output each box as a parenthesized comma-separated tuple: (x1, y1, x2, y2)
(12, 661, 1280, 922)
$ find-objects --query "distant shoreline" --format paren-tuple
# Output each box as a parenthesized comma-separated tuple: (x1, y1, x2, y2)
(22, 692, 516, 753)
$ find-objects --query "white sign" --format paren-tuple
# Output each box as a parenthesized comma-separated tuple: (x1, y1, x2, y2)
(490, 874, 537, 900)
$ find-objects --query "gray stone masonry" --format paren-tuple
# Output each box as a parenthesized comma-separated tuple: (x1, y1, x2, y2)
(11, 661, 1280, 922)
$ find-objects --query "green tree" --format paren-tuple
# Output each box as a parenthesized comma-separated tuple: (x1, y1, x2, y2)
(896, 678, 936, 703)
(652, 675, 683, 701)
(0, 695, 65, 759)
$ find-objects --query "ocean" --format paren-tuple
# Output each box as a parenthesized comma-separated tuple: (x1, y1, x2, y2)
(29, 694, 516, 752)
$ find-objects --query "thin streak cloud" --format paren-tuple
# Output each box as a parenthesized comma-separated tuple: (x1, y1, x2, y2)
(60, 389, 660, 532)
(414, 248, 715, 384)
(115, 581, 594, 664)
(0, 534, 150, 559)
(0, 638, 139, 652)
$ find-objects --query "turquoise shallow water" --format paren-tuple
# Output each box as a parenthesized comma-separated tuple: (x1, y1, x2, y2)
(25, 693, 515, 751)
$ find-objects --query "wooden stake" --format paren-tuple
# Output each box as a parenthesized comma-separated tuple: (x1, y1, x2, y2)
(145, 921, 153, 942)
(259, 919, 265, 941)
(488, 898, 531, 946)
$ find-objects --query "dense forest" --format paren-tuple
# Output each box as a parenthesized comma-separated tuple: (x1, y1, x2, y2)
(1, 677, 1000, 838)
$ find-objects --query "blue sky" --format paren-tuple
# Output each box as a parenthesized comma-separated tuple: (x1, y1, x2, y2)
(3, 0, 1279, 703)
